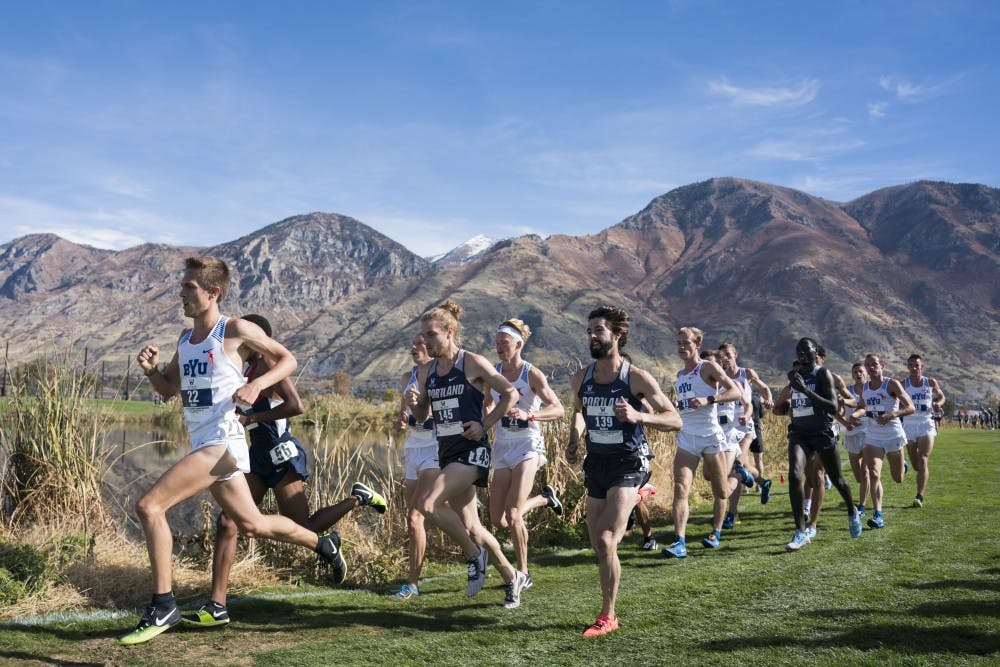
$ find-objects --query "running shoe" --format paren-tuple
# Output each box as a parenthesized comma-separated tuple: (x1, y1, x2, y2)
(521, 570, 533, 589)
(390, 583, 419, 600)
(722, 511, 735, 530)
(541, 484, 563, 516)
(637, 483, 657, 502)
(582, 614, 619, 638)
(702, 531, 721, 549)
(352, 482, 388, 514)
(760, 479, 772, 505)
(733, 462, 755, 488)
(785, 530, 810, 551)
(867, 511, 885, 529)
(502, 570, 528, 609)
(466, 545, 488, 596)
(317, 531, 347, 584)
(641, 535, 658, 551)
(912, 496, 923, 508)
(856, 504, 867, 519)
(118, 603, 181, 645)
(180, 600, 229, 628)
(849, 513, 863, 538)
(662, 538, 687, 558)
(805, 525, 817, 540)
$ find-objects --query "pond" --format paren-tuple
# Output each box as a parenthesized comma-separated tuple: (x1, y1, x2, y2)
(103, 422, 398, 549)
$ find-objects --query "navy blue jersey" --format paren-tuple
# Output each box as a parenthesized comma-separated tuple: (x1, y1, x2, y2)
(578, 360, 649, 457)
(426, 350, 486, 446)
(789, 368, 834, 437)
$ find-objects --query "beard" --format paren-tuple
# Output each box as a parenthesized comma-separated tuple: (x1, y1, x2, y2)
(590, 339, 613, 359)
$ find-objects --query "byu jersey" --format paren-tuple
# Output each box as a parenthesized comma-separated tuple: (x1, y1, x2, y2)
(904, 376, 935, 429)
(491, 361, 543, 443)
(178, 316, 245, 447)
(676, 362, 724, 438)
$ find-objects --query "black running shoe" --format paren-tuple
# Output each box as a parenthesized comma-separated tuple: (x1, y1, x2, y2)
(541, 484, 563, 516)
(317, 531, 348, 584)
(352, 482, 388, 514)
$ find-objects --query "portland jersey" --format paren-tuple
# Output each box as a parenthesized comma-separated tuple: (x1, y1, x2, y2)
(491, 361, 543, 444)
(904, 376, 935, 428)
(862, 378, 906, 440)
(578, 360, 648, 457)
(243, 360, 290, 450)
(789, 369, 834, 437)
(178, 316, 245, 447)
(404, 366, 436, 448)
(426, 350, 485, 445)
(676, 362, 724, 438)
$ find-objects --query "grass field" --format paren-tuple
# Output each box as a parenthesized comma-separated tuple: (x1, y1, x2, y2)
(1, 428, 997, 666)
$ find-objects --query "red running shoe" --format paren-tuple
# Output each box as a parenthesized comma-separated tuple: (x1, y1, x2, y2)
(583, 614, 620, 637)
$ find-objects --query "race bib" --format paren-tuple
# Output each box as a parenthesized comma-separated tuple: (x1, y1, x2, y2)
(269, 441, 297, 465)
(433, 398, 463, 436)
(466, 446, 491, 467)
(182, 377, 214, 424)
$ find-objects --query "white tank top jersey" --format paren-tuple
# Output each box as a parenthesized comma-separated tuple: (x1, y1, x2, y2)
(676, 362, 724, 437)
(847, 385, 866, 436)
(178, 315, 246, 448)
(403, 366, 436, 449)
(862, 378, 906, 440)
(730, 367, 752, 428)
(904, 376, 935, 429)
(491, 361, 543, 445)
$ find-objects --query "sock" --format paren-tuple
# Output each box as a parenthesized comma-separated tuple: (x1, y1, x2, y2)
(915, 494, 923, 501)
(151, 591, 175, 608)
(711, 529, 721, 539)
(803, 499, 812, 515)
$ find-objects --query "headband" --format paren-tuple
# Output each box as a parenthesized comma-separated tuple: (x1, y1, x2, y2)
(496, 325, 524, 343)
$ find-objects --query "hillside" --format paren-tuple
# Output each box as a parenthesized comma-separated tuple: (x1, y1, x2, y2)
(1, 179, 997, 398)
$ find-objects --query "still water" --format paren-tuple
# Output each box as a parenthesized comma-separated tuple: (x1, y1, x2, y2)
(103, 423, 398, 543)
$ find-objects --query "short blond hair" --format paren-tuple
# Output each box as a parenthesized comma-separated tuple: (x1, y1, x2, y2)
(498, 317, 532, 343)
(185, 256, 230, 302)
(678, 326, 703, 346)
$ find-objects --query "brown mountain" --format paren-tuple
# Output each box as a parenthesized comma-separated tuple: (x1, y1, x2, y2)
(1, 179, 996, 399)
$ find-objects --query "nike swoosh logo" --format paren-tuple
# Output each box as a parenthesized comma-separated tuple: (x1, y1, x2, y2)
(153, 613, 172, 627)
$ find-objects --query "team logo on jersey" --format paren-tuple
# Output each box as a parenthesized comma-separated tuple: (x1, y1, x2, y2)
(207, 350, 215, 364)
(182, 358, 208, 377)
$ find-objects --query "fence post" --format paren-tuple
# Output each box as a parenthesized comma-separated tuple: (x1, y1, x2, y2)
(124, 356, 131, 401)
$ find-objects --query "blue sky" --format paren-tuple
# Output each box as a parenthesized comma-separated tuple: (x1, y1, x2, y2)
(1, 1, 996, 257)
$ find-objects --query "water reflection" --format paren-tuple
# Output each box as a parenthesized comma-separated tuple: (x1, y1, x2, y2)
(103, 424, 395, 546)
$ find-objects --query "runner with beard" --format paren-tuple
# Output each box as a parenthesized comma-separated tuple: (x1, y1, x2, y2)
(566, 306, 681, 637)
(407, 301, 528, 609)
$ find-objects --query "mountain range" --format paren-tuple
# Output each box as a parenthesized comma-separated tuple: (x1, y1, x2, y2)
(1, 178, 997, 400)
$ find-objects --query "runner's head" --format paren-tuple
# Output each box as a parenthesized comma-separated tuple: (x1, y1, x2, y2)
(851, 361, 868, 384)
(907, 354, 925, 377)
(717, 342, 738, 373)
(496, 318, 531, 361)
(677, 326, 704, 362)
(242, 313, 272, 337)
(420, 300, 463, 358)
(864, 353, 885, 381)
(184, 256, 230, 302)
(410, 333, 431, 365)
(587, 306, 629, 359)
(795, 337, 819, 369)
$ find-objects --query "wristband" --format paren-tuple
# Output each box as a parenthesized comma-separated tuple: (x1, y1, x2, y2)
(707, 395, 716, 404)
(528, 413, 535, 422)
(144, 367, 158, 378)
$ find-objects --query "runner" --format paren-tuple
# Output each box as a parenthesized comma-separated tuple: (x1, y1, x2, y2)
(662, 327, 740, 557)
(406, 301, 528, 609)
(182, 314, 387, 628)
(773, 338, 863, 550)
(800, 346, 858, 540)
(861, 353, 915, 528)
(565, 305, 681, 636)
(902, 354, 946, 507)
(123, 257, 345, 645)
(717, 342, 774, 530)
(487, 318, 566, 588)
(843, 362, 871, 518)
(389, 333, 438, 600)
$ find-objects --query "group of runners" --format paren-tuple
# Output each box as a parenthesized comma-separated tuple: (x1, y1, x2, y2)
(120, 256, 946, 643)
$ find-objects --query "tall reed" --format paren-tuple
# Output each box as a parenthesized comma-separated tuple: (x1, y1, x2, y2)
(0, 357, 112, 533)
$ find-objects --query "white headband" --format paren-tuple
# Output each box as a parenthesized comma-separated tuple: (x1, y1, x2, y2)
(496, 325, 524, 343)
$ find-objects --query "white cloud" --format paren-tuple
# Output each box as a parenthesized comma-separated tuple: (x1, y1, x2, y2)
(878, 74, 963, 102)
(708, 77, 820, 107)
(748, 138, 865, 162)
(0, 196, 177, 249)
(868, 102, 889, 118)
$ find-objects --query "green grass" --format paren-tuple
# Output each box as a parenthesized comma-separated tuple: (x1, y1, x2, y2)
(1, 429, 997, 666)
